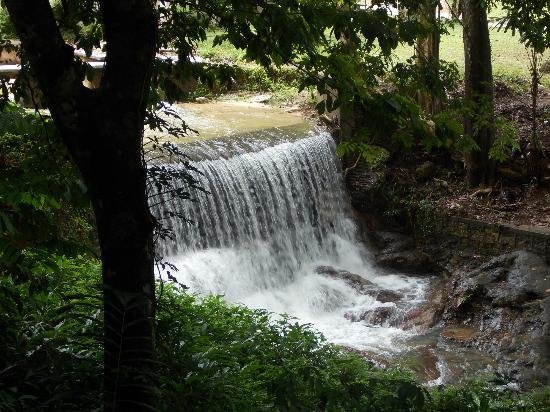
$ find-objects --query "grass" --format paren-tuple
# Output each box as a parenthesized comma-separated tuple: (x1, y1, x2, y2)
(393, 24, 550, 88)
(195, 29, 248, 63)
(197, 25, 550, 91)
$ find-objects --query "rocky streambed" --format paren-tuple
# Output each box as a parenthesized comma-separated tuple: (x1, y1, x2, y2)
(349, 228, 550, 388)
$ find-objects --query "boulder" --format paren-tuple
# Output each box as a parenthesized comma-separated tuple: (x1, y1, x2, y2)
(315, 266, 374, 291)
(375, 289, 403, 303)
(415, 161, 435, 181)
(368, 231, 438, 274)
(368, 231, 414, 252)
(365, 306, 398, 326)
(402, 280, 446, 331)
(443, 251, 550, 387)
(453, 251, 550, 308)
(346, 306, 399, 326)
(376, 250, 435, 274)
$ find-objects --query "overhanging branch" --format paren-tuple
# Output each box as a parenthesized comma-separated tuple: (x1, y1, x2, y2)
(4, 0, 91, 157)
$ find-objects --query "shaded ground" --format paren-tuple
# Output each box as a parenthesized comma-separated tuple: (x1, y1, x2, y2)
(370, 82, 550, 230)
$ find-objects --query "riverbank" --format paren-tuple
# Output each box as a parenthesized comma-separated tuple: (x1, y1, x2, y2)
(345, 152, 550, 389)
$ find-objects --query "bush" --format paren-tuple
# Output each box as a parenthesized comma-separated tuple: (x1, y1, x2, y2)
(0, 255, 103, 411)
(156, 286, 427, 411)
(0, 103, 95, 274)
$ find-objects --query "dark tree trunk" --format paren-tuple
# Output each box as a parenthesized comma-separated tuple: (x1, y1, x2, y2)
(462, 0, 495, 187)
(526, 50, 545, 180)
(5, 0, 158, 410)
(416, 1, 441, 115)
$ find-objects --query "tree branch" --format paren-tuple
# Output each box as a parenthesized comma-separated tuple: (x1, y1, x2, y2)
(4, 0, 94, 165)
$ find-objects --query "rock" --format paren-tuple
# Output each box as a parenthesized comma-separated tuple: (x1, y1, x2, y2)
(345, 165, 382, 214)
(249, 94, 272, 103)
(347, 306, 399, 326)
(442, 251, 550, 387)
(375, 289, 403, 303)
(403, 281, 446, 331)
(285, 106, 301, 113)
(403, 307, 442, 331)
(454, 251, 550, 308)
(366, 306, 398, 326)
(368, 231, 438, 274)
(441, 327, 476, 342)
(368, 231, 414, 252)
(315, 266, 374, 290)
(415, 161, 435, 181)
(195, 96, 209, 103)
(376, 250, 435, 274)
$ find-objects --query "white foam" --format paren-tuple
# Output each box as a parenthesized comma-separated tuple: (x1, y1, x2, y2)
(153, 133, 428, 353)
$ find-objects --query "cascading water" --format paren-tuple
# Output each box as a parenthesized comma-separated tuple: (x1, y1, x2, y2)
(152, 129, 428, 353)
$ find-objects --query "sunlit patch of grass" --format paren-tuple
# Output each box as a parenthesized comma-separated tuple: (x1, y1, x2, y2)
(195, 29, 247, 63)
(393, 24, 550, 89)
(196, 23, 550, 97)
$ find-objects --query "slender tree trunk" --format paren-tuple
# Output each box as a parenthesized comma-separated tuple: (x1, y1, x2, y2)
(5, 1, 158, 410)
(527, 49, 545, 179)
(462, 0, 495, 186)
(416, 0, 441, 115)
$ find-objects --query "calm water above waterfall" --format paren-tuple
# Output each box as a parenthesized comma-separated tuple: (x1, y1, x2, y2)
(152, 121, 430, 354)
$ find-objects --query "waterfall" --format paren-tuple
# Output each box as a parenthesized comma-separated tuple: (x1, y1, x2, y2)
(152, 130, 428, 352)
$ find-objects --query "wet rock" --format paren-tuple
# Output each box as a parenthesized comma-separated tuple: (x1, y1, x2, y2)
(368, 231, 414, 252)
(376, 250, 435, 274)
(345, 165, 382, 214)
(395, 345, 440, 383)
(443, 251, 550, 387)
(345, 347, 390, 369)
(403, 281, 446, 331)
(249, 94, 272, 103)
(315, 266, 374, 290)
(453, 251, 550, 309)
(441, 327, 476, 342)
(375, 289, 403, 303)
(415, 161, 435, 181)
(346, 306, 399, 326)
(344, 311, 362, 322)
(364, 306, 399, 326)
(403, 307, 442, 331)
(368, 230, 438, 274)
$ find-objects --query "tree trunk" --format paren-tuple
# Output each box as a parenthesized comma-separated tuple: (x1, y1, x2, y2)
(462, 0, 495, 187)
(5, 0, 158, 410)
(89, 119, 156, 410)
(416, 0, 441, 115)
(526, 49, 545, 180)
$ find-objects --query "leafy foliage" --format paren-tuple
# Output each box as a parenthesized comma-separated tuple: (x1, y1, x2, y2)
(156, 287, 426, 411)
(0, 104, 94, 274)
(0, 255, 103, 411)
(338, 138, 390, 169)
(489, 118, 519, 162)
(499, 0, 550, 53)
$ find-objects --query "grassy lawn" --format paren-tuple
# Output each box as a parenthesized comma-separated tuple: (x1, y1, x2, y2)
(393, 24, 550, 88)
(197, 25, 550, 89)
